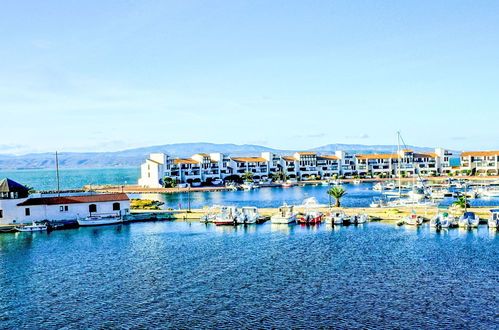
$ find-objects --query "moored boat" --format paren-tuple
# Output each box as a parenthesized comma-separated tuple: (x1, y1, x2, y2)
(77, 214, 123, 226)
(488, 209, 499, 230)
(298, 210, 323, 225)
(237, 206, 260, 224)
(431, 211, 456, 228)
(214, 206, 240, 225)
(271, 204, 297, 224)
(458, 212, 479, 229)
(403, 211, 423, 226)
(325, 210, 346, 225)
(15, 221, 48, 232)
(350, 214, 368, 224)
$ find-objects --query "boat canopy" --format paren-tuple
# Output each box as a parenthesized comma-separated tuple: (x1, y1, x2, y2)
(463, 212, 475, 218)
(490, 209, 499, 213)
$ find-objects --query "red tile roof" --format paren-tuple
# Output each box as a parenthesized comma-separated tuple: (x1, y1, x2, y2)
(17, 193, 129, 206)
(296, 152, 317, 155)
(174, 158, 199, 164)
(231, 157, 267, 162)
(282, 156, 296, 161)
(317, 155, 339, 160)
(414, 153, 437, 158)
(356, 154, 397, 160)
(147, 159, 162, 165)
(462, 151, 499, 157)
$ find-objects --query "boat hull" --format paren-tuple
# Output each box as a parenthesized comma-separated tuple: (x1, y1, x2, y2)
(77, 218, 123, 226)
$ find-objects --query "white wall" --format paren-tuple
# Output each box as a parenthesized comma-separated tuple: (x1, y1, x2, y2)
(0, 199, 130, 225)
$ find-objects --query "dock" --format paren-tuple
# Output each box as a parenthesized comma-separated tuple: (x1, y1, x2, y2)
(132, 206, 495, 222)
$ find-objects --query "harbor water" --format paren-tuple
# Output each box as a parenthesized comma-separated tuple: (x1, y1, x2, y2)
(0, 221, 497, 328)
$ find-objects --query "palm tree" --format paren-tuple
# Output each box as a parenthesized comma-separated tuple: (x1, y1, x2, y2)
(327, 186, 347, 207)
(242, 171, 254, 182)
(272, 170, 288, 182)
(453, 196, 470, 209)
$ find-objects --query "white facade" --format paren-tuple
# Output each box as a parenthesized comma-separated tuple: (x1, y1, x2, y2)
(0, 194, 130, 225)
(137, 148, 459, 187)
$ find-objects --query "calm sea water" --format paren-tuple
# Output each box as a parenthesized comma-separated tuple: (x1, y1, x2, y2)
(0, 221, 497, 328)
(0, 167, 139, 191)
(135, 183, 499, 210)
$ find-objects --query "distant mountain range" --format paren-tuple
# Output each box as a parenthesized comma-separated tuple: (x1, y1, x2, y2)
(0, 142, 449, 170)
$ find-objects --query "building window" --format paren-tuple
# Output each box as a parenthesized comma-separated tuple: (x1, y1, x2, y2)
(60, 206, 69, 212)
(89, 204, 97, 213)
(0, 210, 3, 218)
(25, 208, 30, 216)
(65, 206, 69, 211)
(112, 202, 121, 211)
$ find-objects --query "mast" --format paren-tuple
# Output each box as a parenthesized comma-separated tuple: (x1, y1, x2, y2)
(55, 151, 61, 197)
(397, 131, 401, 198)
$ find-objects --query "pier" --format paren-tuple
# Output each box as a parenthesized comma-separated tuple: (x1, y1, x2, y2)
(132, 206, 495, 223)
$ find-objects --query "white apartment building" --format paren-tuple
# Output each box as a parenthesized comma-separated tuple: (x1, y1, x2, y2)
(137, 148, 458, 187)
(460, 151, 499, 175)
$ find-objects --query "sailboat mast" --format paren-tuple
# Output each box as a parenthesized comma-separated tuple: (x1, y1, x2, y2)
(55, 151, 61, 197)
(397, 131, 401, 197)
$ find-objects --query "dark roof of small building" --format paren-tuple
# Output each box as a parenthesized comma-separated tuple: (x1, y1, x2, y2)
(0, 178, 29, 194)
(17, 193, 129, 206)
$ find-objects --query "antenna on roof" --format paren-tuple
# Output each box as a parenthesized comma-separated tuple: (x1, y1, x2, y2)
(55, 151, 60, 197)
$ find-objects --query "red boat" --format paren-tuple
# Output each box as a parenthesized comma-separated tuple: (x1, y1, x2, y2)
(298, 211, 323, 225)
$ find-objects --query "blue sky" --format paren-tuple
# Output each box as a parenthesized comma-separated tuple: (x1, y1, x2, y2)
(1, 0, 498, 154)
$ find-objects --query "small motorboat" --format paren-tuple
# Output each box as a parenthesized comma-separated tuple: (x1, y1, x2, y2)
(16, 221, 48, 232)
(403, 212, 423, 226)
(298, 210, 323, 225)
(241, 182, 256, 190)
(430, 211, 456, 228)
(214, 206, 240, 226)
(324, 210, 346, 225)
(350, 214, 368, 224)
(200, 205, 223, 223)
(271, 203, 297, 224)
(352, 179, 361, 185)
(458, 212, 479, 229)
(237, 206, 260, 224)
(488, 209, 499, 230)
(77, 214, 123, 227)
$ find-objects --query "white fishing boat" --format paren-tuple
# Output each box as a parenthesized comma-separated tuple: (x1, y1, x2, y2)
(214, 206, 240, 225)
(352, 179, 361, 184)
(403, 211, 423, 226)
(237, 206, 260, 224)
(458, 212, 479, 229)
(241, 182, 257, 190)
(325, 210, 347, 225)
(430, 188, 450, 199)
(271, 203, 297, 224)
(77, 214, 123, 227)
(350, 214, 368, 224)
(200, 205, 223, 223)
(370, 197, 388, 208)
(488, 209, 499, 230)
(16, 221, 48, 232)
(373, 182, 385, 191)
(478, 187, 499, 198)
(430, 210, 456, 228)
(386, 198, 437, 208)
